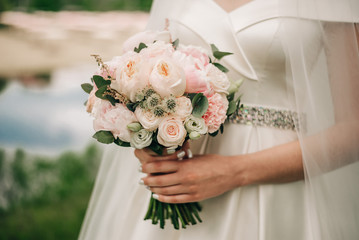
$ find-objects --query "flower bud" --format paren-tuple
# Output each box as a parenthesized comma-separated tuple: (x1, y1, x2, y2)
(227, 79, 244, 95)
(189, 131, 201, 140)
(127, 122, 142, 132)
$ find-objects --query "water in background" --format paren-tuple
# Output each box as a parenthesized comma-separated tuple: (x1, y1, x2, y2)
(0, 65, 97, 155)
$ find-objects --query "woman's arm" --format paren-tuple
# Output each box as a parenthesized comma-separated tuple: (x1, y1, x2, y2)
(135, 139, 303, 204)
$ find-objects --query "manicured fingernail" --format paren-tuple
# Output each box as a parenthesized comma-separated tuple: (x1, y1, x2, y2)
(153, 194, 159, 200)
(139, 179, 144, 185)
(187, 149, 193, 159)
(167, 148, 176, 154)
(138, 166, 142, 172)
(177, 150, 186, 159)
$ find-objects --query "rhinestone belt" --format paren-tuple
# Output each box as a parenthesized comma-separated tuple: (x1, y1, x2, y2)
(228, 105, 300, 131)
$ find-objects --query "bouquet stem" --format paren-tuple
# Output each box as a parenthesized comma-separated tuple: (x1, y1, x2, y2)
(144, 193, 202, 229)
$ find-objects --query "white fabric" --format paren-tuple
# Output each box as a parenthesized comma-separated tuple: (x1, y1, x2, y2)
(79, 0, 359, 239)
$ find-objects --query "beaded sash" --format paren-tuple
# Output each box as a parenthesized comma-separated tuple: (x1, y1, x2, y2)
(228, 105, 300, 131)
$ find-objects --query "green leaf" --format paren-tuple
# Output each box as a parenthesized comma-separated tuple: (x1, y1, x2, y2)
(210, 44, 219, 53)
(114, 138, 131, 147)
(126, 102, 139, 112)
(95, 85, 108, 99)
(148, 141, 163, 155)
(227, 92, 235, 102)
(191, 93, 209, 118)
(93, 75, 111, 88)
(81, 83, 93, 94)
(213, 63, 229, 73)
(134, 42, 148, 53)
(213, 51, 233, 60)
(220, 124, 224, 134)
(172, 39, 179, 49)
(209, 130, 219, 137)
(105, 95, 117, 106)
(227, 100, 237, 116)
(93, 131, 114, 144)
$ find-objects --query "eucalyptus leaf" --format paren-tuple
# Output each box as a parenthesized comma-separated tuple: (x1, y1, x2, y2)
(114, 138, 131, 147)
(134, 42, 148, 53)
(81, 83, 93, 94)
(227, 100, 237, 116)
(95, 85, 108, 99)
(213, 63, 229, 73)
(105, 95, 117, 106)
(93, 131, 114, 144)
(191, 93, 209, 118)
(210, 44, 219, 53)
(93, 75, 111, 88)
(213, 51, 233, 60)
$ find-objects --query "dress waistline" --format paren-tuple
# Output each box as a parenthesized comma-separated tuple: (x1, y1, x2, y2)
(228, 105, 302, 131)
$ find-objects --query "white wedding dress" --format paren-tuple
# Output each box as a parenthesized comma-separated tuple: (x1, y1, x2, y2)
(79, 0, 359, 239)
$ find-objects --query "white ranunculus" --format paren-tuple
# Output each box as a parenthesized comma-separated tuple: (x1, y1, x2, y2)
(157, 117, 187, 148)
(135, 107, 163, 131)
(130, 129, 153, 149)
(206, 64, 230, 94)
(174, 96, 193, 120)
(149, 58, 186, 98)
(184, 115, 208, 135)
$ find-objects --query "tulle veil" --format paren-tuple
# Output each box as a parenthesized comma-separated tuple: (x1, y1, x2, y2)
(278, 0, 359, 239)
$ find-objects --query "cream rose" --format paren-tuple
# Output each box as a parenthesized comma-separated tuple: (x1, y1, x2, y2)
(130, 129, 153, 149)
(135, 107, 163, 131)
(174, 97, 193, 119)
(149, 58, 186, 98)
(111, 52, 150, 102)
(157, 117, 187, 148)
(206, 64, 230, 94)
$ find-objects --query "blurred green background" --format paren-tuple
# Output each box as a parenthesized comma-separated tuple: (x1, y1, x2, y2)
(0, 0, 152, 239)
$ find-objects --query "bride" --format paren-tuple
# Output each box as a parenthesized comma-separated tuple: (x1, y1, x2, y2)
(79, 0, 359, 239)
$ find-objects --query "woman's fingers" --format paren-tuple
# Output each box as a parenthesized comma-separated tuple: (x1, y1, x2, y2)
(142, 172, 180, 187)
(135, 148, 188, 164)
(153, 193, 199, 204)
(141, 160, 179, 174)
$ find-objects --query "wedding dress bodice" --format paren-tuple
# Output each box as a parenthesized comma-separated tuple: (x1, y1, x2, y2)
(149, 0, 298, 110)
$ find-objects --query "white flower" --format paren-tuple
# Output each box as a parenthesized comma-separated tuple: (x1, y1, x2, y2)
(111, 52, 150, 102)
(184, 115, 208, 135)
(135, 107, 163, 131)
(174, 96, 193, 120)
(206, 64, 230, 94)
(149, 58, 186, 98)
(130, 129, 153, 149)
(157, 117, 187, 148)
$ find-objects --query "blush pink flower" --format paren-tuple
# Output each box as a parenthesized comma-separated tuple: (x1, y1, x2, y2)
(178, 45, 210, 67)
(86, 85, 98, 113)
(93, 101, 137, 142)
(157, 117, 187, 148)
(202, 93, 229, 133)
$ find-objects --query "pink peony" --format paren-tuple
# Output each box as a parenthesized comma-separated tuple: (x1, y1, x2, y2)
(202, 93, 229, 133)
(93, 101, 137, 142)
(178, 45, 210, 68)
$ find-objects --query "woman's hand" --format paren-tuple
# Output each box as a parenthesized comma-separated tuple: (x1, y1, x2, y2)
(134, 143, 246, 204)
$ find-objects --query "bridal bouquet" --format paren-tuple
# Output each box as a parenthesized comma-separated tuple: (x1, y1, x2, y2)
(81, 30, 242, 229)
